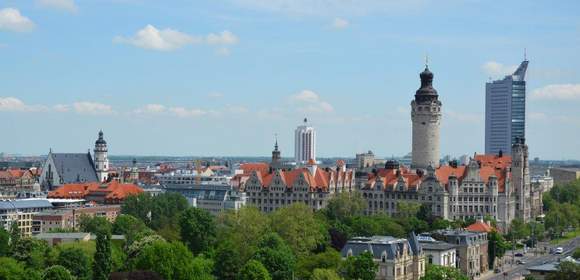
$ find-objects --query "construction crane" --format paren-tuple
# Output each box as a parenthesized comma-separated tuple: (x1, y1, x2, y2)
(195, 159, 202, 185)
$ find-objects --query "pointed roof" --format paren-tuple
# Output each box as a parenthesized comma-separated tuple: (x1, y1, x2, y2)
(49, 152, 99, 184)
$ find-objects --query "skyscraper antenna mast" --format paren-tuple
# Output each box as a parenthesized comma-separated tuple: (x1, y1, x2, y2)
(524, 48, 527, 61)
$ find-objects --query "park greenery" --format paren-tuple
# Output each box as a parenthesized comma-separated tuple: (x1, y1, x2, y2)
(0, 179, 577, 279)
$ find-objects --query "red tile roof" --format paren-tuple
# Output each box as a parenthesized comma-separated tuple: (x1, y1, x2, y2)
(48, 181, 143, 203)
(466, 220, 494, 233)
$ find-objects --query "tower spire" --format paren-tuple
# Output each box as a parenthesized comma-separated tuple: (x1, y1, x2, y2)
(274, 133, 278, 151)
(425, 53, 429, 69)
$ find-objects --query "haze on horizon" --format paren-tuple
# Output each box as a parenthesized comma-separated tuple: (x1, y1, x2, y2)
(1, 0, 579, 160)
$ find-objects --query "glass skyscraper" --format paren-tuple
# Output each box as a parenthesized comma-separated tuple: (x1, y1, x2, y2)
(485, 60, 529, 155)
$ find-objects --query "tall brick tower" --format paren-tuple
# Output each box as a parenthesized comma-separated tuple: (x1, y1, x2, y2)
(411, 63, 442, 170)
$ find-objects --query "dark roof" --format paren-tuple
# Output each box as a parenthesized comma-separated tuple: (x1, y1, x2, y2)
(0, 199, 53, 210)
(419, 241, 456, 251)
(415, 66, 438, 103)
(50, 153, 98, 184)
(341, 236, 420, 261)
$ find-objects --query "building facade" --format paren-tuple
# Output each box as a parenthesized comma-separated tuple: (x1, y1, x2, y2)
(435, 230, 489, 279)
(417, 236, 457, 268)
(294, 118, 316, 164)
(549, 167, 580, 185)
(32, 205, 121, 234)
(341, 234, 426, 280)
(0, 199, 54, 236)
(356, 151, 376, 170)
(485, 60, 529, 155)
(411, 65, 442, 170)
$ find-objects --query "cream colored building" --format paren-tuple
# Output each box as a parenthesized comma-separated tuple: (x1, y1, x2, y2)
(341, 234, 426, 280)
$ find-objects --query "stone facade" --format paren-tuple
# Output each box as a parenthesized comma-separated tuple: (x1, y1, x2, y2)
(341, 234, 426, 280)
(94, 131, 109, 183)
(434, 230, 489, 279)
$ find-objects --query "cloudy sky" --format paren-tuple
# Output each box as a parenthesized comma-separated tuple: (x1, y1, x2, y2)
(0, 0, 579, 159)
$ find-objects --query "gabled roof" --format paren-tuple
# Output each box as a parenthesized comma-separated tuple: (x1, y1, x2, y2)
(49, 153, 99, 184)
(466, 220, 494, 233)
(48, 181, 143, 202)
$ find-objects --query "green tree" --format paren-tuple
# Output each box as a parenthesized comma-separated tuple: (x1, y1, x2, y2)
(546, 261, 580, 280)
(216, 207, 271, 262)
(122, 192, 189, 233)
(252, 233, 296, 280)
(341, 251, 377, 280)
(42, 265, 74, 280)
(239, 260, 271, 280)
(0, 228, 9, 257)
(0, 257, 26, 280)
(296, 249, 342, 279)
(488, 231, 508, 269)
(9, 223, 20, 247)
(214, 242, 242, 280)
(78, 215, 112, 235)
(57, 247, 91, 280)
(507, 218, 530, 241)
(421, 265, 469, 280)
(324, 192, 366, 222)
(179, 207, 216, 255)
(270, 203, 327, 257)
(92, 232, 112, 280)
(396, 201, 422, 218)
(11, 238, 50, 270)
(112, 214, 151, 245)
(312, 269, 341, 280)
(128, 240, 213, 280)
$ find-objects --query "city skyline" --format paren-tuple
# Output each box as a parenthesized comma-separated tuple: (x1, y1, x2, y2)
(1, 1, 580, 159)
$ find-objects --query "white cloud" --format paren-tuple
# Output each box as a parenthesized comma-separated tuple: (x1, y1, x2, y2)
(114, 25, 239, 52)
(290, 90, 334, 113)
(0, 97, 49, 112)
(481, 61, 517, 78)
(73, 102, 114, 115)
(134, 104, 166, 114)
(52, 104, 70, 112)
(206, 30, 238, 45)
(0, 8, 35, 32)
(231, 0, 425, 16)
(169, 107, 206, 118)
(332, 18, 349, 29)
(37, 0, 78, 13)
(531, 84, 580, 101)
(114, 25, 198, 51)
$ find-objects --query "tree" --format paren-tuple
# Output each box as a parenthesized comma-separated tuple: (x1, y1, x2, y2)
(10, 238, 50, 270)
(0, 228, 9, 257)
(112, 214, 151, 245)
(122, 192, 189, 232)
(214, 243, 242, 280)
(57, 247, 91, 280)
(312, 269, 341, 280)
(396, 201, 422, 218)
(417, 203, 434, 224)
(216, 207, 271, 262)
(0, 257, 26, 280)
(324, 192, 366, 222)
(42, 265, 74, 280)
(128, 240, 213, 280)
(9, 223, 20, 248)
(341, 251, 377, 280)
(546, 261, 580, 280)
(179, 207, 216, 255)
(252, 233, 296, 280)
(78, 215, 112, 235)
(93, 232, 112, 280)
(270, 203, 327, 257)
(296, 249, 342, 280)
(488, 231, 508, 269)
(421, 265, 469, 280)
(507, 218, 530, 241)
(239, 260, 271, 280)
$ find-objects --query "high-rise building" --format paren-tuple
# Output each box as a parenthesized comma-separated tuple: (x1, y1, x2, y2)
(94, 130, 109, 182)
(294, 118, 316, 164)
(411, 64, 442, 169)
(485, 60, 529, 155)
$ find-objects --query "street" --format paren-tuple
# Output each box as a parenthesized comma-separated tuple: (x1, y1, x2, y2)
(480, 236, 580, 280)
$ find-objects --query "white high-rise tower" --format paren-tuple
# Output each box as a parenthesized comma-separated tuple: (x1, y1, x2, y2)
(94, 130, 109, 182)
(294, 118, 316, 164)
(411, 64, 442, 170)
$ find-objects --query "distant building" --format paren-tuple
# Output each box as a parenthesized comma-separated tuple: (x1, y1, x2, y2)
(34, 232, 91, 246)
(411, 64, 442, 169)
(39, 131, 110, 189)
(465, 219, 495, 233)
(156, 168, 229, 186)
(164, 184, 246, 215)
(295, 118, 316, 164)
(340, 234, 426, 280)
(527, 258, 579, 280)
(32, 205, 120, 234)
(549, 167, 580, 185)
(485, 60, 529, 155)
(417, 235, 457, 268)
(0, 199, 54, 236)
(356, 151, 375, 170)
(435, 230, 489, 279)
(48, 181, 143, 204)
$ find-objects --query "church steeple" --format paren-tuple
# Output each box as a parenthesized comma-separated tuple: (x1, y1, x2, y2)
(271, 134, 281, 168)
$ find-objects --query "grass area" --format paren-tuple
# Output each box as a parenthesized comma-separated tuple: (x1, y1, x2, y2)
(550, 229, 580, 245)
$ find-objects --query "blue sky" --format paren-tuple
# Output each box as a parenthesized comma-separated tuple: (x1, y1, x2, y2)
(1, 0, 579, 159)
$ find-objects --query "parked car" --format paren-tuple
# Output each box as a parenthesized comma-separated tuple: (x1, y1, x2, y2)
(517, 260, 526, 265)
(515, 252, 524, 257)
(555, 247, 564, 254)
(494, 268, 502, 273)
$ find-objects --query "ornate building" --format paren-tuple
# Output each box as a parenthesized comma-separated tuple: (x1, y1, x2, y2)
(411, 64, 442, 169)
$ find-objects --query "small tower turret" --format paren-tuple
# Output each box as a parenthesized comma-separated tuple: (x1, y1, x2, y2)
(94, 130, 109, 182)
